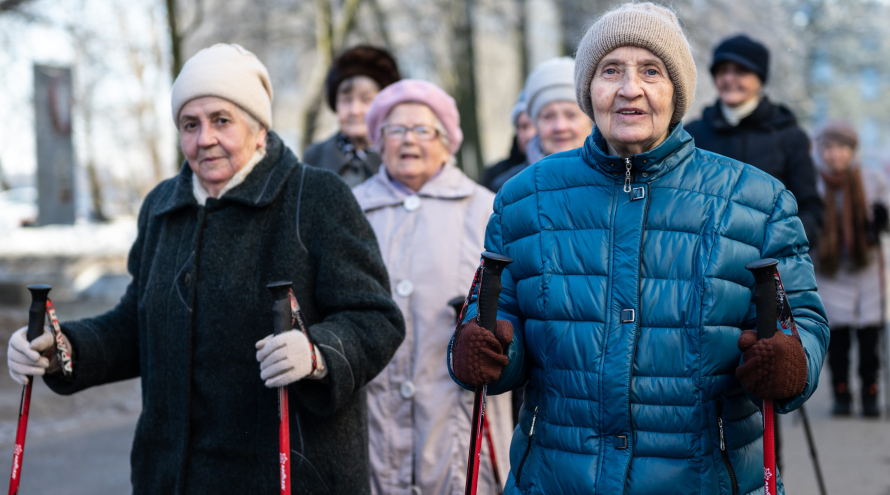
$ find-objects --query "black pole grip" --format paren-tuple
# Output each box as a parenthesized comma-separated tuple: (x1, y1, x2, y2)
(745, 259, 779, 341)
(27, 284, 51, 342)
(266, 281, 293, 336)
(476, 251, 513, 332)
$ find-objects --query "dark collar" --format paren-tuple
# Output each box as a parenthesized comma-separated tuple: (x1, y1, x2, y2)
(582, 122, 695, 180)
(154, 131, 297, 216)
(703, 97, 793, 132)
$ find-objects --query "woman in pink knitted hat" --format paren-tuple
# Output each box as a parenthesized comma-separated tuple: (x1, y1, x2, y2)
(353, 79, 512, 494)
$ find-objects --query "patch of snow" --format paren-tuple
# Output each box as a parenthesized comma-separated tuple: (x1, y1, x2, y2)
(0, 217, 137, 257)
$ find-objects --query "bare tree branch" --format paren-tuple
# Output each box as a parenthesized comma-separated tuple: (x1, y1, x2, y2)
(0, 0, 31, 13)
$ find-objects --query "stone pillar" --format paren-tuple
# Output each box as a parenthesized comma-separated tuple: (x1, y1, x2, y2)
(34, 64, 76, 225)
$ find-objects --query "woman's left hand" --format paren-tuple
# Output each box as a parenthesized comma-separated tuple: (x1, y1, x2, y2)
(255, 331, 326, 388)
(735, 329, 807, 401)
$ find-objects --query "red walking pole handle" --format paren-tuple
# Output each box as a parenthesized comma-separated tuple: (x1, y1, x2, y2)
(465, 252, 512, 495)
(9, 285, 52, 495)
(745, 259, 779, 495)
(266, 281, 292, 495)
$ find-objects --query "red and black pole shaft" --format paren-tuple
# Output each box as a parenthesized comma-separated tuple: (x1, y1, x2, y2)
(267, 281, 293, 495)
(449, 297, 503, 495)
(465, 251, 512, 495)
(745, 259, 779, 495)
(8, 284, 51, 495)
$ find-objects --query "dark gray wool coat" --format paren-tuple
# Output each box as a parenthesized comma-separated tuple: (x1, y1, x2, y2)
(44, 132, 405, 494)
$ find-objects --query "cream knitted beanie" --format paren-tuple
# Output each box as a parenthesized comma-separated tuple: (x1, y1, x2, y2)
(574, 2, 695, 125)
(171, 44, 273, 129)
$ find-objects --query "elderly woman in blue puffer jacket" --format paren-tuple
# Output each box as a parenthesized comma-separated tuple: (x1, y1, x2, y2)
(448, 3, 828, 495)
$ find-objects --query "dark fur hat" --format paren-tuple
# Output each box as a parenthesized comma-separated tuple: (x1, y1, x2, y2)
(325, 45, 400, 111)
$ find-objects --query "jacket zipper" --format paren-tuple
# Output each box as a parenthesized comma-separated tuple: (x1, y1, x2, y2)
(623, 158, 633, 193)
(716, 397, 739, 495)
(515, 406, 538, 486)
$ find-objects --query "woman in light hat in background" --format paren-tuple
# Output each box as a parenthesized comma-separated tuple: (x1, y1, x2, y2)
(304, 45, 401, 187)
(353, 79, 511, 494)
(488, 57, 593, 192)
(7, 43, 404, 494)
(448, 3, 827, 494)
(813, 120, 888, 417)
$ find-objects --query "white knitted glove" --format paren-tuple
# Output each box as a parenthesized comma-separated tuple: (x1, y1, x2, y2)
(256, 330, 327, 388)
(7, 326, 55, 386)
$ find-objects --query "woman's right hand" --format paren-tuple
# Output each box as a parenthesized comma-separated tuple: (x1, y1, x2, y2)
(7, 326, 55, 386)
(451, 319, 513, 386)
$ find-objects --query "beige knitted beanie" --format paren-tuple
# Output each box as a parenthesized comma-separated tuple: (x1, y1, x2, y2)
(171, 44, 273, 129)
(574, 2, 696, 125)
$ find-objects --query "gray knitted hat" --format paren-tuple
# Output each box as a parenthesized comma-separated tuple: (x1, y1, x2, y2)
(574, 2, 696, 125)
(525, 57, 577, 122)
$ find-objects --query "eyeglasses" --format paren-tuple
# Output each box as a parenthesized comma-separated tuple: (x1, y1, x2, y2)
(382, 125, 439, 141)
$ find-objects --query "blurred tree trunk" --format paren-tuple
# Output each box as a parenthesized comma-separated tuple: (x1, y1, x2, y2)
(300, 0, 362, 152)
(164, 0, 203, 80)
(451, 0, 483, 179)
(518, 0, 530, 80)
(0, 157, 10, 190)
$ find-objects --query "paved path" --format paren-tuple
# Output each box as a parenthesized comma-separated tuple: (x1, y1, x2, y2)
(1, 412, 137, 495)
(780, 364, 890, 495)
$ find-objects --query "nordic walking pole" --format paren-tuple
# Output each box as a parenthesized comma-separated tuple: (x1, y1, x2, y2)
(449, 297, 504, 495)
(266, 282, 292, 495)
(8, 284, 51, 495)
(464, 251, 512, 495)
(746, 259, 779, 495)
(797, 405, 827, 495)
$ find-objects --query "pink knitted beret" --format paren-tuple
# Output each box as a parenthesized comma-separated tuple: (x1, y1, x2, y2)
(365, 79, 463, 155)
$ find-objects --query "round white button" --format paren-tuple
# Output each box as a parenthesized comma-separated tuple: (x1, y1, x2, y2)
(400, 380, 416, 399)
(396, 280, 414, 297)
(403, 195, 421, 211)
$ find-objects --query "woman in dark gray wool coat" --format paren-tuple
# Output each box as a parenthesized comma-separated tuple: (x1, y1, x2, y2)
(6, 44, 404, 495)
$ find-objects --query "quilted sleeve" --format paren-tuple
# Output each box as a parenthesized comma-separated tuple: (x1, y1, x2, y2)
(750, 188, 830, 413)
(448, 192, 528, 395)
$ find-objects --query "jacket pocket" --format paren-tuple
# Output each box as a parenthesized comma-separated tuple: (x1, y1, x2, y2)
(715, 397, 739, 495)
(515, 406, 538, 487)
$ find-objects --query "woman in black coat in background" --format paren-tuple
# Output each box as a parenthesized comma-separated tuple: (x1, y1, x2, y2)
(686, 35, 823, 246)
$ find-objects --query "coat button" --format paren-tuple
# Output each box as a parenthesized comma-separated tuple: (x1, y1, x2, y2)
(396, 280, 414, 297)
(642, 172, 648, 177)
(184, 273, 190, 285)
(400, 380, 416, 399)
(403, 195, 421, 211)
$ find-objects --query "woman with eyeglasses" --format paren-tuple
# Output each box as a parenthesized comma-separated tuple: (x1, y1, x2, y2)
(352, 79, 512, 494)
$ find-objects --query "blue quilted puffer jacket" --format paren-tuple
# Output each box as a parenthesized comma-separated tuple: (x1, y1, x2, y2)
(449, 124, 828, 495)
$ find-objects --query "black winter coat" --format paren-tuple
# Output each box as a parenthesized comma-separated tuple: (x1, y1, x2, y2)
(44, 132, 405, 494)
(686, 98, 823, 246)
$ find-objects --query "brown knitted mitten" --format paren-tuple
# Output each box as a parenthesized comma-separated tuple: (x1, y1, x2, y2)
(736, 329, 807, 401)
(452, 319, 513, 387)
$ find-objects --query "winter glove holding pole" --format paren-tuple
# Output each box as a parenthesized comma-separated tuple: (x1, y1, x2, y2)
(454, 251, 512, 495)
(742, 259, 808, 495)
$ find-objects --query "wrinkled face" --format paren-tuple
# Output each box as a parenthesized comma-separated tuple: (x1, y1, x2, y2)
(515, 111, 537, 154)
(820, 140, 855, 173)
(179, 96, 266, 192)
(714, 62, 762, 107)
(336, 75, 380, 144)
(381, 103, 451, 192)
(590, 46, 674, 157)
(535, 101, 592, 155)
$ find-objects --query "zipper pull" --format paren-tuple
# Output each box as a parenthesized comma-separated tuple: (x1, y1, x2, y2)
(718, 417, 725, 451)
(529, 406, 538, 436)
(623, 158, 633, 193)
